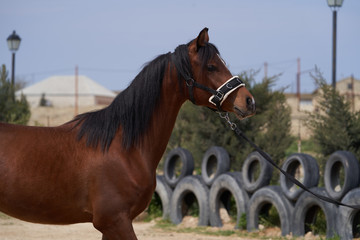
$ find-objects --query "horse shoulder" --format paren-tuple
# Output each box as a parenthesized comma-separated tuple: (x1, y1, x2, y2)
(88, 147, 156, 219)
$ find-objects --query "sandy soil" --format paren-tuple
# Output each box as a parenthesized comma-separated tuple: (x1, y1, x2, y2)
(0, 214, 327, 240)
(0, 216, 262, 240)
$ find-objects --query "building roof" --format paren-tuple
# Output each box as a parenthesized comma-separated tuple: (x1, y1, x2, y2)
(16, 75, 116, 97)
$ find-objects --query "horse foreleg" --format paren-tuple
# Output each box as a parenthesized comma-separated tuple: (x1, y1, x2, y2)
(94, 213, 137, 240)
(100, 223, 137, 240)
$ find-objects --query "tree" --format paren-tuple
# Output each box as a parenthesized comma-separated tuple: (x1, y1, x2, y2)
(0, 64, 30, 125)
(234, 71, 293, 167)
(306, 69, 360, 160)
(165, 70, 293, 173)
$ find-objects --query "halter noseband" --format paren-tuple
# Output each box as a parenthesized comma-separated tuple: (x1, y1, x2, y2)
(184, 76, 245, 112)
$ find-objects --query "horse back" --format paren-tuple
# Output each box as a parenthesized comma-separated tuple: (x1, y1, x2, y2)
(0, 122, 94, 223)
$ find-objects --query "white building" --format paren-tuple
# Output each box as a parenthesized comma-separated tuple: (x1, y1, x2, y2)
(16, 75, 116, 108)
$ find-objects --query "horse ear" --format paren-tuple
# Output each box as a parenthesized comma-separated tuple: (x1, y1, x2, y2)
(196, 27, 209, 51)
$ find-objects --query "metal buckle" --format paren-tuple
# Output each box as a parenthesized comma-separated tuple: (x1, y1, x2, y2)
(226, 82, 233, 89)
(185, 78, 195, 87)
(215, 91, 224, 101)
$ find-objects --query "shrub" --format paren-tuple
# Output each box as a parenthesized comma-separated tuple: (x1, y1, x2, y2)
(307, 69, 360, 160)
(0, 64, 30, 125)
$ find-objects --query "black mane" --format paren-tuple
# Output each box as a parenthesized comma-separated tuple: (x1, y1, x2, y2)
(74, 40, 219, 151)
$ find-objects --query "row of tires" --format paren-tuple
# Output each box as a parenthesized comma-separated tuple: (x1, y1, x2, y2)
(155, 147, 360, 239)
(163, 147, 360, 201)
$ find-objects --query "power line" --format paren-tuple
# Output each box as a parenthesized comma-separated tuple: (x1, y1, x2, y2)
(80, 67, 136, 73)
(18, 68, 74, 77)
(18, 67, 137, 78)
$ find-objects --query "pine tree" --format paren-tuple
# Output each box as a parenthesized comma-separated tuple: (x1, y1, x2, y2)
(0, 64, 30, 125)
(306, 69, 360, 159)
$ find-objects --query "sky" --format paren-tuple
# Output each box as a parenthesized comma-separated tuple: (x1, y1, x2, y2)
(0, 0, 359, 93)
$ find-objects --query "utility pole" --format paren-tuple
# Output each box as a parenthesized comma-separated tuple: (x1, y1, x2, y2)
(264, 62, 268, 79)
(351, 74, 355, 112)
(296, 58, 301, 153)
(75, 65, 79, 116)
(296, 58, 301, 111)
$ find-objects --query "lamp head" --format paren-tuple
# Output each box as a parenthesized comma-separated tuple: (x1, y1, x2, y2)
(7, 31, 21, 52)
(327, 0, 344, 8)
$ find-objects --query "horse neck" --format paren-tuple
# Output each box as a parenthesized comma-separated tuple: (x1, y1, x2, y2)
(141, 66, 187, 169)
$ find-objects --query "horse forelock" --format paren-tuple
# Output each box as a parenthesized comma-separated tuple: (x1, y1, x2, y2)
(74, 40, 220, 152)
(196, 42, 220, 69)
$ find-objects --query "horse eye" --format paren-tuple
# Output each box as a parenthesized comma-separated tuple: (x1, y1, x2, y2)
(207, 65, 217, 72)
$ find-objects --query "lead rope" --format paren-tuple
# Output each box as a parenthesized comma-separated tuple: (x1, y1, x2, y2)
(219, 112, 360, 210)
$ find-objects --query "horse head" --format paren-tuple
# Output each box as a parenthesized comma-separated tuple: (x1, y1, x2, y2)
(185, 28, 256, 120)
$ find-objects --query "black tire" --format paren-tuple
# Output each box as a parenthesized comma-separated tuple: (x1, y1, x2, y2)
(324, 151, 360, 201)
(170, 175, 210, 226)
(338, 188, 360, 240)
(246, 186, 293, 236)
(201, 146, 230, 186)
(280, 153, 319, 201)
(164, 147, 194, 188)
(242, 151, 273, 193)
(292, 187, 338, 238)
(155, 175, 173, 220)
(209, 172, 249, 228)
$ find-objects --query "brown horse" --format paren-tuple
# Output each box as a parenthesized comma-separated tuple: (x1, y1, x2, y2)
(0, 28, 255, 240)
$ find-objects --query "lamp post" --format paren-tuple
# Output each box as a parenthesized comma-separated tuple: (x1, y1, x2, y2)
(7, 30, 21, 87)
(327, 0, 343, 89)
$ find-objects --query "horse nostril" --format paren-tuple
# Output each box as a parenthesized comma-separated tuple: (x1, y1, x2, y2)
(246, 97, 255, 111)
(246, 97, 253, 106)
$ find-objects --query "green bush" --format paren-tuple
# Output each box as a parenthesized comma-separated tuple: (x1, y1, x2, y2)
(259, 204, 280, 228)
(145, 193, 163, 221)
(237, 213, 247, 230)
(0, 64, 30, 125)
(305, 207, 327, 236)
(307, 69, 360, 164)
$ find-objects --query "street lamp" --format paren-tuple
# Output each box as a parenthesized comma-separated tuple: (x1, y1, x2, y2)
(327, 0, 344, 89)
(7, 30, 21, 87)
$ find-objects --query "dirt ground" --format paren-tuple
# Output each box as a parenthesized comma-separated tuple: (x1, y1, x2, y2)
(0, 215, 265, 240)
(0, 214, 326, 240)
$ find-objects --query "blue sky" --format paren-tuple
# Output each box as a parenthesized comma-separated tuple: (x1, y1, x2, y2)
(1, 0, 359, 93)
